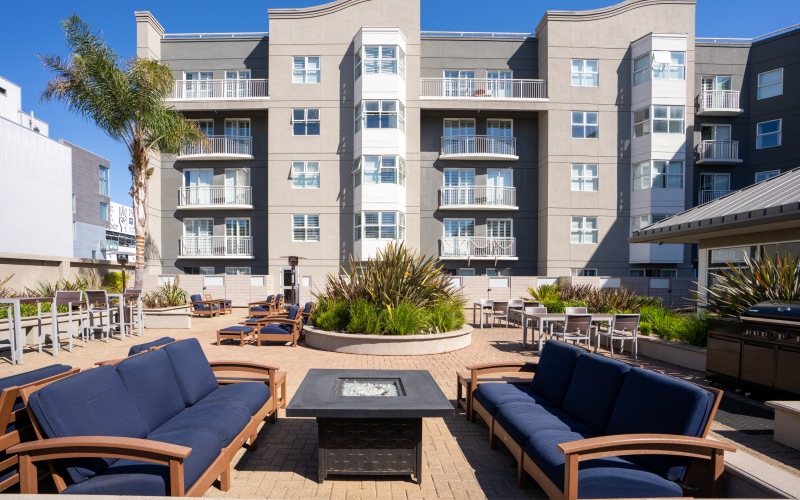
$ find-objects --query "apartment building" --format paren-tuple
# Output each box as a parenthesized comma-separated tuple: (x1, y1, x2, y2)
(135, 0, 799, 292)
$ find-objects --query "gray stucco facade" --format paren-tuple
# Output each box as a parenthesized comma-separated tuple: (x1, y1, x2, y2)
(64, 141, 111, 260)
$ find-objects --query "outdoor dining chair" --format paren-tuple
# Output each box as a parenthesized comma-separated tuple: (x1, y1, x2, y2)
(595, 313, 641, 359)
(565, 306, 588, 314)
(122, 289, 143, 337)
(84, 290, 120, 341)
(491, 301, 509, 328)
(50, 291, 86, 350)
(506, 299, 524, 326)
(524, 306, 547, 346)
(548, 313, 593, 349)
(478, 299, 494, 328)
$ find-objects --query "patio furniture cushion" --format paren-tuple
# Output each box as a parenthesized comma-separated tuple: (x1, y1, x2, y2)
(194, 303, 218, 311)
(198, 382, 270, 415)
(26, 365, 149, 484)
(530, 340, 583, 407)
(286, 305, 299, 321)
(127, 337, 175, 356)
(152, 402, 251, 447)
(162, 339, 219, 406)
(222, 300, 232, 307)
(115, 350, 186, 432)
(260, 324, 292, 335)
(562, 354, 630, 435)
(606, 367, 715, 482)
(524, 429, 683, 499)
(249, 306, 271, 313)
(495, 402, 592, 444)
(0, 364, 72, 419)
(473, 383, 551, 416)
(219, 326, 254, 335)
(190, 294, 202, 302)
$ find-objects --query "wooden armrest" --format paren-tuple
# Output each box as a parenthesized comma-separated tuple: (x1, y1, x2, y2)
(258, 317, 300, 325)
(9, 436, 191, 463)
(558, 433, 736, 461)
(192, 300, 218, 306)
(467, 361, 537, 375)
(210, 361, 280, 372)
(248, 301, 273, 307)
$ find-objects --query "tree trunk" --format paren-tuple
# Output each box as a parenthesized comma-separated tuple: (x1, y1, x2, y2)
(132, 145, 149, 289)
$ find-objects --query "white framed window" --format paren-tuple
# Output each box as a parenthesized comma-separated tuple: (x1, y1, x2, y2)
(571, 59, 598, 87)
(225, 218, 250, 237)
(633, 54, 650, 86)
(191, 119, 214, 136)
(633, 107, 650, 138)
(292, 56, 320, 84)
(199, 267, 215, 275)
(99, 202, 109, 221)
(487, 269, 511, 277)
(99, 166, 109, 197)
(444, 70, 476, 97)
(355, 155, 406, 186)
(487, 70, 513, 97)
(225, 119, 250, 137)
(652, 105, 684, 134)
(443, 118, 476, 154)
(571, 268, 598, 277)
(363, 46, 401, 75)
(652, 160, 684, 189)
(224, 70, 251, 97)
(632, 214, 667, 232)
(292, 215, 320, 241)
(457, 268, 475, 277)
(487, 219, 513, 238)
(571, 111, 598, 139)
(184, 218, 213, 237)
(360, 211, 405, 240)
(630, 268, 677, 278)
(571, 216, 598, 244)
(225, 267, 251, 275)
(292, 109, 320, 136)
(487, 119, 513, 154)
(755, 170, 780, 183)
(291, 161, 320, 188)
(757, 68, 783, 100)
(183, 71, 213, 98)
(444, 219, 475, 237)
(571, 164, 598, 191)
(756, 119, 782, 149)
(632, 161, 651, 191)
(652, 51, 685, 80)
(72, 194, 76, 214)
(356, 100, 405, 131)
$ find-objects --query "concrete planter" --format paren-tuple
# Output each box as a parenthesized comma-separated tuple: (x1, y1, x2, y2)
(143, 305, 192, 329)
(304, 325, 473, 355)
(636, 335, 706, 372)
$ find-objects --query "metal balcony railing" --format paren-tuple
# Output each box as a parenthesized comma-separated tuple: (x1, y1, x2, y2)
(179, 236, 253, 257)
(441, 136, 516, 157)
(696, 140, 739, 162)
(698, 90, 740, 112)
(168, 79, 268, 99)
(440, 186, 516, 208)
(180, 136, 252, 157)
(698, 190, 731, 205)
(420, 78, 547, 99)
(178, 186, 252, 207)
(440, 237, 516, 259)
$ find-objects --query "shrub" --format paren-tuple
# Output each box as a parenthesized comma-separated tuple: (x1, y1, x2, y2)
(347, 299, 383, 335)
(677, 310, 708, 347)
(525, 282, 661, 313)
(142, 278, 187, 308)
(381, 302, 425, 336)
(0, 275, 15, 298)
(638, 306, 707, 347)
(312, 298, 351, 332)
(424, 298, 466, 333)
(102, 271, 133, 294)
(525, 283, 561, 303)
(541, 297, 565, 313)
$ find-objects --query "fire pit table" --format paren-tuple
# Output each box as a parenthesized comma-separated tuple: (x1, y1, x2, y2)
(286, 369, 453, 483)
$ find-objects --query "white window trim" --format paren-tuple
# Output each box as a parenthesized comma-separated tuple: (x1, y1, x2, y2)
(755, 170, 780, 183)
(652, 105, 685, 135)
(487, 218, 513, 239)
(292, 56, 320, 84)
(571, 59, 599, 87)
(443, 218, 476, 237)
(756, 119, 782, 149)
(571, 164, 598, 192)
(291, 161, 321, 189)
(571, 216, 598, 244)
(757, 68, 783, 100)
(486, 118, 514, 136)
(292, 214, 320, 242)
(651, 51, 686, 81)
(571, 111, 599, 139)
(633, 160, 684, 190)
(292, 108, 320, 136)
(571, 268, 598, 277)
(361, 211, 405, 240)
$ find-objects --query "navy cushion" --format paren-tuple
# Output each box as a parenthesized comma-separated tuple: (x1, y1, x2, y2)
(198, 382, 270, 415)
(473, 383, 550, 416)
(115, 350, 186, 432)
(266, 295, 274, 302)
(524, 430, 683, 499)
(162, 339, 219, 406)
(194, 303, 218, 311)
(127, 337, 175, 356)
(63, 429, 222, 496)
(562, 354, 630, 435)
(224, 300, 231, 307)
(219, 326, 254, 334)
(606, 368, 715, 481)
(26, 366, 149, 484)
(0, 364, 72, 418)
(303, 302, 313, 314)
(249, 306, 269, 312)
(260, 324, 292, 335)
(286, 305, 300, 321)
(530, 341, 584, 407)
(152, 401, 251, 447)
(496, 402, 592, 444)
(275, 294, 283, 301)
(190, 294, 202, 302)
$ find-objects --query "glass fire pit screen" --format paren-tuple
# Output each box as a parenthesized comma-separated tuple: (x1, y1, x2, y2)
(335, 378, 406, 397)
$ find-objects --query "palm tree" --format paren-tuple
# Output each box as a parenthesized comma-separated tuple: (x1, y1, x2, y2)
(40, 14, 202, 288)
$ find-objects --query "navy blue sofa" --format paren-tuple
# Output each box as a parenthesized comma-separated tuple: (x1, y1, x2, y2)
(10, 339, 281, 496)
(127, 336, 176, 356)
(469, 340, 734, 499)
(0, 364, 77, 492)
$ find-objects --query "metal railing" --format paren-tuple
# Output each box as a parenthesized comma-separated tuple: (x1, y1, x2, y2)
(421, 31, 533, 39)
(180, 136, 252, 157)
(168, 79, 268, 99)
(421, 78, 547, 99)
(440, 186, 516, 208)
(699, 90, 740, 112)
(441, 136, 516, 157)
(697, 22, 800, 44)
(698, 190, 731, 205)
(178, 186, 252, 207)
(696, 140, 739, 162)
(164, 32, 269, 39)
(179, 236, 253, 257)
(440, 237, 516, 258)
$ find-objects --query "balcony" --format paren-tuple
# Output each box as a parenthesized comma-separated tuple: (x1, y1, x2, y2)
(439, 237, 517, 260)
(697, 90, 742, 116)
(177, 186, 253, 209)
(698, 190, 731, 205)
(695, 140, 742, 164)
(420, 78, 547, 100)
(178, 136, 253, 161)
(439, 186, 517, 210)
(168, 79, 268, 100)
(179, 236, 253, 259)
(440, 136, 518, 161)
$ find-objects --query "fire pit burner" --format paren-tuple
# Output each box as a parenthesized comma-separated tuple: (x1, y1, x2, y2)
(336, 378, 404, 397)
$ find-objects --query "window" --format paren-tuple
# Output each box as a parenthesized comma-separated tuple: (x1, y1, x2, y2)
(72, 194, 76, 214)
(571, 164, 598, 191)
(225, 267, 251, 275)
(458, 268, 475, 277)
(633, 54, 650, 86)
(355, 155, 406, 186)
(487, 268, 511, 277)
(444, 219, 475, 237)
(224, 168, 250, 204)
(185, 267, 216, 275)
(192, 119, 214, 136)
(99, 166, 109, 197)
(292, 56, 320, 84)
(99, 202, 108, 221)
(362, 46, 401, 75)
(652, 160, 684, 189)
(225, 218, 250, 256)
(652, 51, 685, 80)
(629, 269, 677, 278)
(291, 161, 320, 188)
(224, 70, 251, 97)
(354, 213, 361, 240)
(652, 105, 684, 134)
(225, 119, 250, 137)
(487, 219, 512, 238)
(571, 217, 598, 244)
(755, 170, 780, 183)
(183, 71, 213, 98)
(360, 211, 405, 240)
(442, 119, 476, 154)
(633, 107, 650, 138)
(631, 214, 667, 232)
(73, 221, 77, 241)
(487, 119, 513, 154)
(292, 215, 320, 241)
(757, 119, 782, 149)
(356, 100, 404, 131)
(571, 268, 597, 277)
(444, 70, 476, 97)
(571, 59, 598, 87)
(632, 161, 650, 191)
(292, 109, 320, 136)
(571, 112, 598, 139)
(487, 71, 513, 97)
(757, 68, 783, 100)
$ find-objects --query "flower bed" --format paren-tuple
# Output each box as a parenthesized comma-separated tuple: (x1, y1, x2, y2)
(304, 324, 472, 355)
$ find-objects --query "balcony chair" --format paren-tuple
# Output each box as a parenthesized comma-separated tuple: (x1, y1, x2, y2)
(596, 313, 641, 359)
(85, 290, 120, 341)
(548, 313, 593, 350)
(248, 295, 276, 318)
(189, 294, 221, 318)
(204, 293, 231, 315)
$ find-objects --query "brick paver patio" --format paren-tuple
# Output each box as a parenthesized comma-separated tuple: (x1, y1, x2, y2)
(1, 311, 798, 499)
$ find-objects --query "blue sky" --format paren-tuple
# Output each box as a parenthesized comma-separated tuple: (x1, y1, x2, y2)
(2, 0, 798, 205)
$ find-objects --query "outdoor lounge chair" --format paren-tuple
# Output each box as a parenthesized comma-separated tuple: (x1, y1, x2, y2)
(204, 293, 231, 315)
(248, 295, 276, 318)
(190, 294, 220, 318)
(274, 294, 285, 311)
(250, 305, 302, 347)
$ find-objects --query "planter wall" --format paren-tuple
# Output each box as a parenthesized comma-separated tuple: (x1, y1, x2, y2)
(304, 325, 472, 356)
(636, 335, 707, 372)
(143, 305, 192, 329)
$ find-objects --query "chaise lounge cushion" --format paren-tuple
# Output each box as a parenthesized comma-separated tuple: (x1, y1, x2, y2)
(162, 339, 219, 405)
(128, 337, 175, 356)
(115, 350, 186, 432)
(473, 383, 549, 417)
(26, 365, 149, 484)
(524, 429, 684, 499)
(561, 354, 630, 435)
(198, 382, 270, 415)
(530, 341, 583, 407)
(605, 367, 716, 481)
(495, 402, 592, 444)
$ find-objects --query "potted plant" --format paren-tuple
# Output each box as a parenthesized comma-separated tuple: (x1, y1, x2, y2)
(142, 278, 192, 329)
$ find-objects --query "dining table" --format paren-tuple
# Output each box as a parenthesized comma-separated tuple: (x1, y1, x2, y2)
(521, 312, 614, 350)
(471, 300, 508, 329)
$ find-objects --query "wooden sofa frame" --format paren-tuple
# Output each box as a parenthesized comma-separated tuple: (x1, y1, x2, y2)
(10, 356, 282, 497)
(190, 296, 221, 318)
(243, 314, 302, 347)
